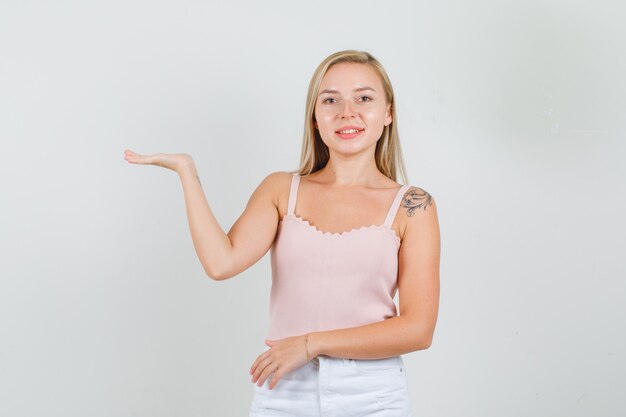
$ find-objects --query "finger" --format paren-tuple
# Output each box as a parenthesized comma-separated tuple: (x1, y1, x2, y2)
(253, 355, 277, 384)
(267, 372, 280, 390)
(250, 351, 271, 377)
(257, 363, 278, 388)
(252, 356, 272, 382)
(123, 151, 141, 160)
(126, 154, 151, 165)
(250, 357, 260, 375)
(125, 157, 146, 165)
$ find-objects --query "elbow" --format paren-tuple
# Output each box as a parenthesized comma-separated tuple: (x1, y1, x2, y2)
(414, 331, 434, 351)
(407, 319, 435, 351)
(414, 338, 432, 351)
(205, 266, 229, 281)
(421, 338, 433, 350)
(201, 252, 227, 281)
(206, 270, 221, 281)
(203, 239, 234, 281)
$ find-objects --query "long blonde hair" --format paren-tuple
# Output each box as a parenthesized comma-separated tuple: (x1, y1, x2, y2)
(292, 49, 409, 185)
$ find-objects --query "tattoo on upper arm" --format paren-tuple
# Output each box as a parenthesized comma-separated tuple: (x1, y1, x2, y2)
(401, 187, 433, 217)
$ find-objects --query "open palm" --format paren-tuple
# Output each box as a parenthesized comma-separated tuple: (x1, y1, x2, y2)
(123, 149, 192, 172)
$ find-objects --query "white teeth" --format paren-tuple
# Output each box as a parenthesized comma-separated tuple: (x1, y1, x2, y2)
(338, 129, 361, 134)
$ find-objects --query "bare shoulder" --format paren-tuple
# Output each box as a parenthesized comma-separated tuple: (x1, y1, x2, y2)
(263, 171, 293, 191)
(398, 186, 438, 240)
(253, 170, 293, 207)
(259, 171, 292, 188)
(401, 186, 436, 217)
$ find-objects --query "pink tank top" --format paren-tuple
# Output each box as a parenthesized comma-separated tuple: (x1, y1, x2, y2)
(266, 173, 411, 340)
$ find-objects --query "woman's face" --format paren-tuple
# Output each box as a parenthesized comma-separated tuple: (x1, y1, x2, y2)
(314, 62, 392, 156)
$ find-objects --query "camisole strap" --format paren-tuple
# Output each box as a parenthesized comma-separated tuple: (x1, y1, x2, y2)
(286, 173, 301, 216)
(383, 184, 411, 227)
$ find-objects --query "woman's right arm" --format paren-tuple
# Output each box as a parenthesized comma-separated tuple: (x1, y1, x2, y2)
(177, 160, 282, 281)
(124, 149, 282, 281)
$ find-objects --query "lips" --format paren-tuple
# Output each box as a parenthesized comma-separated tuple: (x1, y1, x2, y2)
(335, 126, 364, 133)
(335, 128, 365, 140)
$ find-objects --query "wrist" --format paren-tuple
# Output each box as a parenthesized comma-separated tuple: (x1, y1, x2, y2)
(176, 157, 196, 176)
(307, 332, 323, 358)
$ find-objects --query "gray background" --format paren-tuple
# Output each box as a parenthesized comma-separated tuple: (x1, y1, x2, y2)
(1, 0, 625, 416)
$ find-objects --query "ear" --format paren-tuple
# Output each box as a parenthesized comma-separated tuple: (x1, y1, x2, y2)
(384, 104, 393, 127)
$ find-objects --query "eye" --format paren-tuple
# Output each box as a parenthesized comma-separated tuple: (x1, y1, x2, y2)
(322, 97, 336, 104)
(360, 96, 372, 102)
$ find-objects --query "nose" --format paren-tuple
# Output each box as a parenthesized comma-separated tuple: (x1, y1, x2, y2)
(340, 100, 356, 118)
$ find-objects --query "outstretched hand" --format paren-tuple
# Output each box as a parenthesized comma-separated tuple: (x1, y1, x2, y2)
(249, 334, 312, 390)
(123, 149, 192, 173)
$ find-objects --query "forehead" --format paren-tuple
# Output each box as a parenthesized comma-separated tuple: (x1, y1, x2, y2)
(319, 62, 382, 91)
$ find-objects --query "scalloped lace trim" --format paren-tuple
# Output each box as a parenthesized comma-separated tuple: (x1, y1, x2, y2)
(280, 213, 401, 244)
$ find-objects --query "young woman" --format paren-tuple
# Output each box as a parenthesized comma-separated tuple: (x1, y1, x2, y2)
(124, 49, 440, 417)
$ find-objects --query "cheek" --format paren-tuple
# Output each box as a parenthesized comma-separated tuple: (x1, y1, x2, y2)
(316, 112, 335, 128)
(363, 107, 386, 121)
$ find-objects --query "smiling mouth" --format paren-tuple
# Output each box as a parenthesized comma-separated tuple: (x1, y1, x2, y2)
(335, 129, 365, 139)
(335, 128, 364, 134)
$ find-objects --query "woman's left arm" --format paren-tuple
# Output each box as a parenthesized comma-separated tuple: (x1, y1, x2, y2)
(308, 189, 440, 360)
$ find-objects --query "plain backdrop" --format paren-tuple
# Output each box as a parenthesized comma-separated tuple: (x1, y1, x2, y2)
(1, 0, 625, 416)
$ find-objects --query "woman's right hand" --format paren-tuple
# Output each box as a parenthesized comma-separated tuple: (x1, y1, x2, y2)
(123, 149, 193, 173)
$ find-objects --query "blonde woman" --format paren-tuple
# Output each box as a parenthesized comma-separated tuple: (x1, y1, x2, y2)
(124, 49, 440, 417)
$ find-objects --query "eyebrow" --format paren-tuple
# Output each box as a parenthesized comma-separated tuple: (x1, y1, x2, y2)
(318, 86, 376, 95)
